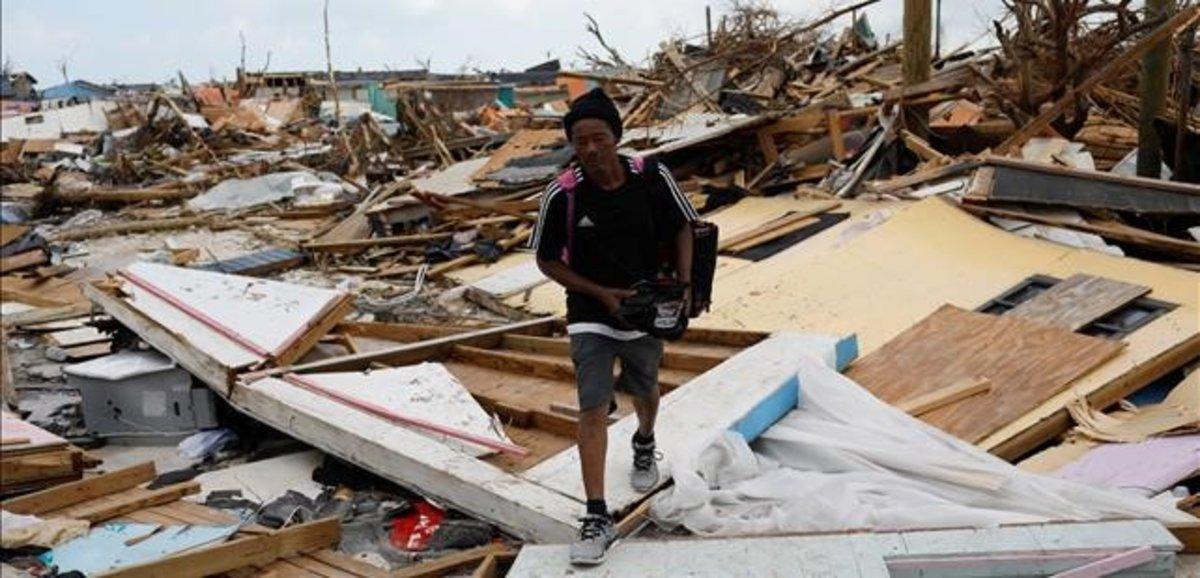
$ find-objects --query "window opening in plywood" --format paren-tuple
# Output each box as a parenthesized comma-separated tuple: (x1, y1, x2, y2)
(977, 275, 1176, 340)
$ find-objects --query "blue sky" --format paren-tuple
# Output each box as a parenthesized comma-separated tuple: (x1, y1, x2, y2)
(1, 0, 1007, 86)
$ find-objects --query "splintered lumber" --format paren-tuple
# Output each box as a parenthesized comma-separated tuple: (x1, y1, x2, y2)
(100, 518, 341, 578)
(304, 231, 454, 253)
(1006, 274, 1150, 331)
(896, 377, 991, 416)
(845, 305, 1124, 443)
(1, 461, 156, 515)
(996, 5, 1200, 154)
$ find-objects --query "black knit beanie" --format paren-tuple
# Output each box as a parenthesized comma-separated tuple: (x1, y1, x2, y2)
(563, 87, 622, 142)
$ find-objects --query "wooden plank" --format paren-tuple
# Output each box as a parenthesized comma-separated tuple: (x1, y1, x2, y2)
(99, 517, 340, 578)
(845, 305, 1125, 444)
(304, 550, 395, 578)
(62, 481, 200, 523)
(258, 317, 556, 376)
(717, 201, 839, 251)
(0, 449, 80, 486)
(0, 249, 47, 274)
(895, 377, 991, 416)
(450, 345, 694, 391)
(48, 216, 213, 242)
(502, 333, 731, 373)
(1, 303, 93, 329)
(393, 544, 509, 578)
(303, 232, 454, 253)
(1, 461, 155, 515)
(1006, 274, 1151, 331)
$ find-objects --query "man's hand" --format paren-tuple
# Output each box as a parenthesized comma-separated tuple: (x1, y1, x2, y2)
(596, 287, 637, 314)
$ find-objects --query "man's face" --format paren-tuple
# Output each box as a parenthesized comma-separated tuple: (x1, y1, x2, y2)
(570, 118, 618, 172)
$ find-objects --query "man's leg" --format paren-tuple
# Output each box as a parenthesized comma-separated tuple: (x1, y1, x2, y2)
(569, 333, 619, 565)
(616, 336, 664, 493)
(578, 404, 609, 501)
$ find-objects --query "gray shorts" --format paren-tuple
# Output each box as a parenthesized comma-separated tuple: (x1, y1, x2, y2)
(569, 333, 664, 411)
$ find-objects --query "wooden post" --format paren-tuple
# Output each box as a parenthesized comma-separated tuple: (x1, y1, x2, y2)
(1174, 25, 1196, 181)
(1137, 0, 1173, 177)
(706, 5, 713, 47)
(902, 0, 932, 139)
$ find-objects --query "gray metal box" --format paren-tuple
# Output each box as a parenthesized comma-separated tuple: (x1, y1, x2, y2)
(64, 350, 218, 443)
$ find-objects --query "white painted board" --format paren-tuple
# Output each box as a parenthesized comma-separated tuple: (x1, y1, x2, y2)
(120, 262, 346, 369)
(284, 364, 510, 457)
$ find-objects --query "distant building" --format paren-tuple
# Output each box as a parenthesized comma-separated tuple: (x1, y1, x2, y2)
(240, 69, 429, 101)
(1, 71, 39, 101)
(40, 79, 115, 108)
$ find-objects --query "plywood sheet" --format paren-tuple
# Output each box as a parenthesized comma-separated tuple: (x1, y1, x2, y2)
(845, 305, 1124, 443)
(1007, 273, 1150, 330)
(0, 414, 69, 457)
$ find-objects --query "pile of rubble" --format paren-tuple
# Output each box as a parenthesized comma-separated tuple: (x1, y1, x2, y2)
(1, 1, 1198, 576)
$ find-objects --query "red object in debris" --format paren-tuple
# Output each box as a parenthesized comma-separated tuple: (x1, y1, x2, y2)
(389, 500, 445, 551)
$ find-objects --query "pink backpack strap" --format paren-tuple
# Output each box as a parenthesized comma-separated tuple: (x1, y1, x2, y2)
(555, 168, 579, 266)
(556, 168, 580, 190)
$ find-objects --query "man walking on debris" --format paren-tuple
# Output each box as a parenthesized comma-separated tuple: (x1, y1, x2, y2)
(533, 88, 699, 565)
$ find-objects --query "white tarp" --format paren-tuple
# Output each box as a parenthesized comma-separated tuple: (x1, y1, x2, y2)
(651, 354, 1192, 535)
(186, 171, 349, 212)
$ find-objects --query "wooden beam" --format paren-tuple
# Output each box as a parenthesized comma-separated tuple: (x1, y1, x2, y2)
(48, 217, 213, 243)
(303, 232, 454, 254)
(1, 461, 155, 515)
(961, 203, 1200, 262)
(0, 250, 47, 274)
(64, 481, 200, 523)
(895, 377, 991, 416)
(996, 6, 1200, 154)
(257, 317, 557, 376)
(1136, 0, 1172, 177)
(394, 544, 510, 578)
(100, 517, 341, 578)
(902, 0, 932, 139)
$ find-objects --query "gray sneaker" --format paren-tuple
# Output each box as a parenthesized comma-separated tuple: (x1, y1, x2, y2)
(569, 513, 617, 566)
(630, 436, 661, 493)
